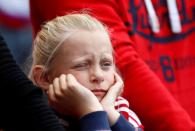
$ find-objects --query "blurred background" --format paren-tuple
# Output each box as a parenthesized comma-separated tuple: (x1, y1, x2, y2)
(0, 0, 32, 73)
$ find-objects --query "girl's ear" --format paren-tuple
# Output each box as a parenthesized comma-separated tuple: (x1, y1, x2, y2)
(33, 65, 50, 91)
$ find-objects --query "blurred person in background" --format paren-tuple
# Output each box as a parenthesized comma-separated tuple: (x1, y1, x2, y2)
(0, 0, 32, 70)
(30, 0, 195, 131)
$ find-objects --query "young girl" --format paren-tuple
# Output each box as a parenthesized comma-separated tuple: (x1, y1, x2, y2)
(30, 13, 143, 130)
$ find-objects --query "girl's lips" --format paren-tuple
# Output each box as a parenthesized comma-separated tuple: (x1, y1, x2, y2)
(91, 89, 107, 96)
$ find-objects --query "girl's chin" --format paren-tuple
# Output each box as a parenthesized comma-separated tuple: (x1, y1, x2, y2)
(92, 92, 105, 101)
(96, 96, 103, 101)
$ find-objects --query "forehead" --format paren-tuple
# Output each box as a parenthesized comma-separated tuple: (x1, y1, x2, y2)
(59, 30, 113, 56)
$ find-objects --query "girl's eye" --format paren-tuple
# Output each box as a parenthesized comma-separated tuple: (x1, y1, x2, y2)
(102, 62, 112, 66)
(73, 63, 89, 69)
(101, 61, 113, 70)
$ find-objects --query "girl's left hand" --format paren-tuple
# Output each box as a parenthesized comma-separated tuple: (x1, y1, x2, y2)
(100, 72, 124, 125)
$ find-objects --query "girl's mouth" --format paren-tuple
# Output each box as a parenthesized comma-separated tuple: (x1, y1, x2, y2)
(91, 89, 107, 96)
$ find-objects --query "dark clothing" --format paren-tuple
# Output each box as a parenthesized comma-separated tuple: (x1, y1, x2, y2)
(59, 111, 142, 131)
(0, 34, 65, 131)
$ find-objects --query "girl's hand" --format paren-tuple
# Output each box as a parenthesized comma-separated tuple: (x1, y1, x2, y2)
(47, 74, 103, 118)
(100, 72, 124, 125)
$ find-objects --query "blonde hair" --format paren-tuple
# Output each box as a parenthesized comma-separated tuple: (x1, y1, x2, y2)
(30, 13, 111, 82)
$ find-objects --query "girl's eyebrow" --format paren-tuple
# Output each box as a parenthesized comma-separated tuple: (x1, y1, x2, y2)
(71, 56, 91, 63)
(101, 53, 113, 59)
(70, 53, 113, 62)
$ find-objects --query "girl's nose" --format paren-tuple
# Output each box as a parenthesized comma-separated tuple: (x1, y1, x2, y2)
(90, 67, 104, 84)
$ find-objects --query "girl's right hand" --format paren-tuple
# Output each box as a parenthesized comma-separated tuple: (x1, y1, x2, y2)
(47, 74, 103, 118)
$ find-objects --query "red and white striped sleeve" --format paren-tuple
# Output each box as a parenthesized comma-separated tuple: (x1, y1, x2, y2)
(115, 96, 144, 129)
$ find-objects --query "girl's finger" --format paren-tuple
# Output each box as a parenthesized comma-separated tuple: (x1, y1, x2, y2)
(114, 72, 123, 86)
(66, 74, 82, 90)
(59, 74, 67, 91)
(53, 77, 61, 97)
(47, 84, 56, 103)
(105, 72, 123, 99)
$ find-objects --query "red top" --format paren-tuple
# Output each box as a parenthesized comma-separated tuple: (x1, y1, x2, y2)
(30, 0, 195, 130)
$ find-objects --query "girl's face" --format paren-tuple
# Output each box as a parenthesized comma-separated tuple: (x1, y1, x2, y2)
(48, 30, 115, 101)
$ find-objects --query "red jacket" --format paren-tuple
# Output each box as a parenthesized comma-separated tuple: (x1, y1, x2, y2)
(30, 0, 195, 130)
